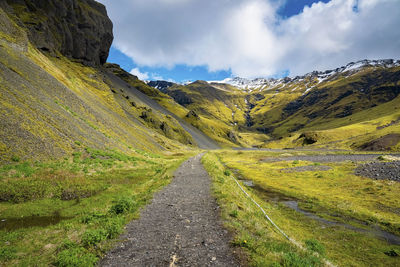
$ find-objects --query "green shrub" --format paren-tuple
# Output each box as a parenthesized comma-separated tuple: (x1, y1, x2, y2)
(224, 169, 231, 176)
(305, 239, 325, 255)
(81, 229, 108, 247)
(0, 247, 16, 260)
(282, 252, 320, 267)
(104, 217, 124, 238)
(12, 162, 35, 177)
(72, 152, 82, 163)
(109, 197, 135, 215)
(229, 210, 239, 218)
(55, 247, 97, 267)
(81, 213, 107, 224)
(11, 155, 20, 162)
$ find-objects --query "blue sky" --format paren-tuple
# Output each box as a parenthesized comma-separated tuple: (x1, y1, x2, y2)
(101, 0, 400, 83)
(108, 47, 232, 83)
(107, 0, 330, 82)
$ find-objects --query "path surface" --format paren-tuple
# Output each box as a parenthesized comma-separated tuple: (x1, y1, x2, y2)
(101, 154, 240, 266)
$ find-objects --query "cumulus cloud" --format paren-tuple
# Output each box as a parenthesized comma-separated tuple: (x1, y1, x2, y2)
(130, 68, 149, 80)
(99, 0, 400, 77)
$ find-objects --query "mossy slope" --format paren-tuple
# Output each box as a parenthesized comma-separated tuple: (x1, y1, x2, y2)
(0, 6, 198, 163)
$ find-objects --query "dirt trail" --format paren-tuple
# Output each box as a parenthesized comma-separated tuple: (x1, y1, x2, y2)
(101, 154, 240, 266)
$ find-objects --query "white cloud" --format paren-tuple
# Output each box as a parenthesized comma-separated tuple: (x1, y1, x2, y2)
(130, 68, 149, 80)
(99, 0, 400, 77)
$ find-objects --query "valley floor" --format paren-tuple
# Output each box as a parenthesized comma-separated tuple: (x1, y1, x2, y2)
(1, 148, 400, 267)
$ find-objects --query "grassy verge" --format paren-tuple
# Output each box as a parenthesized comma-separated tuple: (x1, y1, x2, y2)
(202, 153, 326, 267)
(0, 148, 195, 266)
(203, 150, 400, 266)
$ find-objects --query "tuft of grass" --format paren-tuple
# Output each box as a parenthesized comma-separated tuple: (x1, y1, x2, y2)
(229, 210, 239, 218)
(55, 246, 97, 267)
(282, 252, 320, 267)
(0, 247, 17, 261)
(10, 155, 20, 162)
(305, 239, 325, 256)
(109, 197, 135, 215)
(81, 229, 108, 247)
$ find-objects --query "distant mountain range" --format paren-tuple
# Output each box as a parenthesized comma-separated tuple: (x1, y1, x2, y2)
(147, 59, 400, 150)
(148, 59, 400, 91)
(210, 59, 400, 91)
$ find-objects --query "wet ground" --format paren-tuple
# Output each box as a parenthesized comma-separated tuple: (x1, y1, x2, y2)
(0, 212, 72, 231)
(246, 183, 400, 245)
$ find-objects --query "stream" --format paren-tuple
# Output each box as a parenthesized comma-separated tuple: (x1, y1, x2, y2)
(241, 179, 400, 245)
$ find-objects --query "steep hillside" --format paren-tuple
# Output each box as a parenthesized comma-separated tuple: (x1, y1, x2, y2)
(148, 60, 400, 150)
(0, 0, 218, 163)
(148, 80, 264, 147)
(249, 61, 400, 150)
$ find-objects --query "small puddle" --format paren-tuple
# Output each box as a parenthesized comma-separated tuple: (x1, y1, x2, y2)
(252, 184, 400, 245)
(0, 212, 72, 231)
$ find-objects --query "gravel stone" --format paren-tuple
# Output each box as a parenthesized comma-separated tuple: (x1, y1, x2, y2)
(355, 161, 400, 181)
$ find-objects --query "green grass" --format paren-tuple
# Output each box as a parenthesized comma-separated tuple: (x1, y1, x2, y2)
(201, 152, 326, 267)
(204, 150, 400, 266)
(0, 148, 194, 266)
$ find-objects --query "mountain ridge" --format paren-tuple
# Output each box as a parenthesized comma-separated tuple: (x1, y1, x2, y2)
(146, 59, 400, 150)
(147, 59, 400, 92)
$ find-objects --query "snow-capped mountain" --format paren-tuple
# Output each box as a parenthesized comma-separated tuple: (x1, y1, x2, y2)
(209, 59, 400, 91)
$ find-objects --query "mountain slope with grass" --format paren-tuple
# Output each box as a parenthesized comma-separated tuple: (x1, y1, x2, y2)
(0, 1, 205, 265)
(148, 60, 400, 150)
(0, 0, 221, 164)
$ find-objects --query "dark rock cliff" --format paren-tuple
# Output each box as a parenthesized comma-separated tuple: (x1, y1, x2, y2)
(2, 0, 113, 65)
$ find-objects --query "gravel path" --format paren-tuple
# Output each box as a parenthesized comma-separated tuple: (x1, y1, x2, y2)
(100, 154, 240, 266)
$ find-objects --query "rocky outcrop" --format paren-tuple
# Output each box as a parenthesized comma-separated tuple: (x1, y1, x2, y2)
(298, 132, 319, 145)
(3, 0, 113, 65)
(359, 134, 400, 151)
